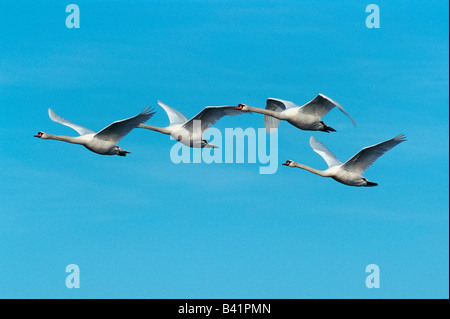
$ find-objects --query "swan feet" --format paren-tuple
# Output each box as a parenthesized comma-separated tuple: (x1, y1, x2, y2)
(118, 150, 131, 157)
(323, 125, 336, 133)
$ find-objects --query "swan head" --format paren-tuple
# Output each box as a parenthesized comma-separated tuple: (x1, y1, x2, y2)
(282, 160, 295, 167)
(34, 131, 46, 138)
(235, 104, 251, 112)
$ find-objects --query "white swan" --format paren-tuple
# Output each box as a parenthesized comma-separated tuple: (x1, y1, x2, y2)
(34, 107, 155, 156)
(283, 134, 407, 186)
(138, 100, 243, 148)
(235, 94, 356, 133)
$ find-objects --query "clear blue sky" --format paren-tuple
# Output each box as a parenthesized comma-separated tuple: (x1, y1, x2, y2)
(0, 0, 448, 298)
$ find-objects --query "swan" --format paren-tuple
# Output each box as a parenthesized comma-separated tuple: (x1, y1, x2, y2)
(138, 100, 243, 148)
(235, 94, 356, 133)
(34, 107, 155, 156)
(282, 134, 407, 186)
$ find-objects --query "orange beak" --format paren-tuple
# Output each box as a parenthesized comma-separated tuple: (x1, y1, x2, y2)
(34, 133, 42, 138)
(282, 161, 290, 166)
(235, 105, 243, 110)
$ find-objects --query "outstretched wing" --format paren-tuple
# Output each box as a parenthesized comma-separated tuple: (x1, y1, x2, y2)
(310, 136, 342, 168)
(299, 94, 356, 126)
(48, 108, 96, 136)
(342, 134, 407, 174)
(158, 100, 189, 125)
(94, 107, 155, 143)
(183, 106, 242, 133)
(264, 98, 299, 131)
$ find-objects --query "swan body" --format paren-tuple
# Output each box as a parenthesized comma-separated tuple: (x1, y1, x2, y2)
(35, 107, 155, 156)
(283, 134, 407, 187)
(139, 100, 243, 148)
(236, 94, 356, 133)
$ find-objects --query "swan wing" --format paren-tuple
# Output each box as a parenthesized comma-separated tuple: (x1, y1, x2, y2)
(48, 108, 96, 136)
(299, 94, 356, 126)
(94, 106, 155, 143)
(342, 134, 407, 174)
(264, 98, 299, 131)
(183, 106, 242, 133)
(310, 136, 342, 168)
(158, 100, 189, 125)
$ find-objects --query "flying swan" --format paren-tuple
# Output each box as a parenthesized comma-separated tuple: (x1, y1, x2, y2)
(282, 134, 407, 187)
(235, 94, 356, 133)
(138, 100, 243, 148)
(34, 107, 155, 156)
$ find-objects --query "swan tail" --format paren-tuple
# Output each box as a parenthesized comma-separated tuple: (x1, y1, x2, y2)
(323, 124, 336, 133)
(118, 150, 131, 157)
(365, 181, 378, 187)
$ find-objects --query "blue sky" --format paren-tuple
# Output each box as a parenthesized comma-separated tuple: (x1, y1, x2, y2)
(0, 0, 448, 298)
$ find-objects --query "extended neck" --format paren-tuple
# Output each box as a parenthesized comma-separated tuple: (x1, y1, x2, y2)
(44, 134, 83, 145)
(246, 106, 285, 119)
(293, 162, 328, 177)
(138, 124, 171, 135)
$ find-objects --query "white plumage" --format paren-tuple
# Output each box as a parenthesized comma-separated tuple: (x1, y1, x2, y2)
(35, 107, 155, 156)
(139, 100, 243, 148)
(236, 94, 356, 133)
(283, 134, 407, 187)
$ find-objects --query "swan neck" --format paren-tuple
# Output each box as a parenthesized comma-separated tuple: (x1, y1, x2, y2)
(139, 124, 170, 134)
(247, 106, 282, 119)
(45, 134, 82, 144)
(294, 163, 326, 177)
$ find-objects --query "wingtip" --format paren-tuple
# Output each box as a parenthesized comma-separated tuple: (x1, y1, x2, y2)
(309, 135, 320, 146)
(320, 94, 356, 126)
(396, 133, 407, 142)
(143, 105, 155, 113)
(47, 107, 57, 120)
(265, 127, 278, 134)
